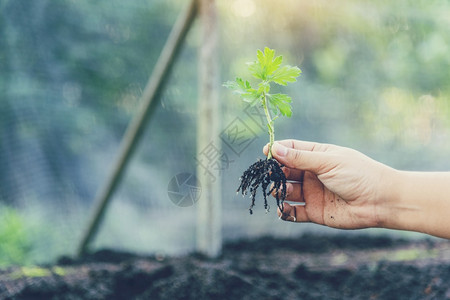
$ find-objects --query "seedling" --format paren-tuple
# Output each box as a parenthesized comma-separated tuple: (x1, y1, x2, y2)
(224, 47, 301, 214)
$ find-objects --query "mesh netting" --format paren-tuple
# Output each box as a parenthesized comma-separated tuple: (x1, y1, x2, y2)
(1, 0, 450, 265)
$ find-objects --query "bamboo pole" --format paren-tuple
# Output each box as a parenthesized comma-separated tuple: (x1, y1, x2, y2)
(196, 0, 222, 257)
(77, 0, 198, 256)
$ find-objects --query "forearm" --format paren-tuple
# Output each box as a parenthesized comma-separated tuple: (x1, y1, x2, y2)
(380, 170, 450, 239)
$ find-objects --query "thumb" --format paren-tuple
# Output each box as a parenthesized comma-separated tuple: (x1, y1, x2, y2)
(271, 142, 329, 174)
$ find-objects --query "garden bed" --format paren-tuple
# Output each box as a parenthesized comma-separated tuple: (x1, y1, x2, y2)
(1, 234, 450, 299)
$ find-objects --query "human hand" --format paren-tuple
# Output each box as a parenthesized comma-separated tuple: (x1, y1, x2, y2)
(263, 140, 395, 229)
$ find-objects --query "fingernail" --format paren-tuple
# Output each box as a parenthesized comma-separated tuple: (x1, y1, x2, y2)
(286, 183, 293, 196)
(273, 143, 288, 157)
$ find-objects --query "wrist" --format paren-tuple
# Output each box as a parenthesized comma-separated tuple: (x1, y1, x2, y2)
(376, 169, 423, 232)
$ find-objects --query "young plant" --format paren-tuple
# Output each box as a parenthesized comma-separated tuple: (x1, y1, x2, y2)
(224, 47, 301, 214)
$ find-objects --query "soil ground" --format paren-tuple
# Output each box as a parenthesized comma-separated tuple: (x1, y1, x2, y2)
(1, 234, 450, 299)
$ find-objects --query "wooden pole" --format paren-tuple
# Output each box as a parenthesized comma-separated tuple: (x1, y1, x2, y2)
(196, 0, 222, 257)
(77, 0, 198, 256)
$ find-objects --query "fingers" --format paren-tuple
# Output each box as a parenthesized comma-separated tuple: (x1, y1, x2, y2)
(277, 202, 309, 223)
(283, 167, 304, 181)
(272, 182, 304, 202)
(261, 146, 304, 180)
(286, 182, 304, 202)
(267, 142, 331, 175)
(264, 139, 331, 153)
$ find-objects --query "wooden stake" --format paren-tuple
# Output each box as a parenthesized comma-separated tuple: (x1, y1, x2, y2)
(196, 0, 222, 258)
(77, 0, 198, 256)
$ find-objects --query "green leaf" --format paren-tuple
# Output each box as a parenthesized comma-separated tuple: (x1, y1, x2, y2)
(257, 81, 270, 94)
(242, 91, 260, 104)
(257, 48, 268, 67)
(222, 77, 245, 92)
(271, 65, 302, 86)
(269, 93, 292, 117)
(225, 47, 300, 127)
(223, 78, 259, 104)
(247, 61, 263, 80)
(223, 79, 241, 91)
(268, 55, 283, 77)
(248, 47, 284, 80)
(277, 101, 292, 117)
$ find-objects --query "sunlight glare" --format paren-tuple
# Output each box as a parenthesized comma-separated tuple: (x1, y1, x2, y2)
(232, 0, 256, 18)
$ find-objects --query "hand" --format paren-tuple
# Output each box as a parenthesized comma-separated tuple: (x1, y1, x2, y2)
(263, 140, 395, 229)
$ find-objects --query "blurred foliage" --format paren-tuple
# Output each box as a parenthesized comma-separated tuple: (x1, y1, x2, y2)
(0, 0, 449, 264)
(220, 0, 450, 168)
(0, 205, 31, 266)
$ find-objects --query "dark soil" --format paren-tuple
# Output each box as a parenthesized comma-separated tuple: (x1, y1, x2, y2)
(1, 234, 450, 299)
(237, 158, 287, 215)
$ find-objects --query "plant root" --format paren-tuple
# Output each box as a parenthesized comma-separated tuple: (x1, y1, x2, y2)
(237, 158, 287, 215)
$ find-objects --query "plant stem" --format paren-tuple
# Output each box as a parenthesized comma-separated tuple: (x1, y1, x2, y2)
(262, 93, 274, 160)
